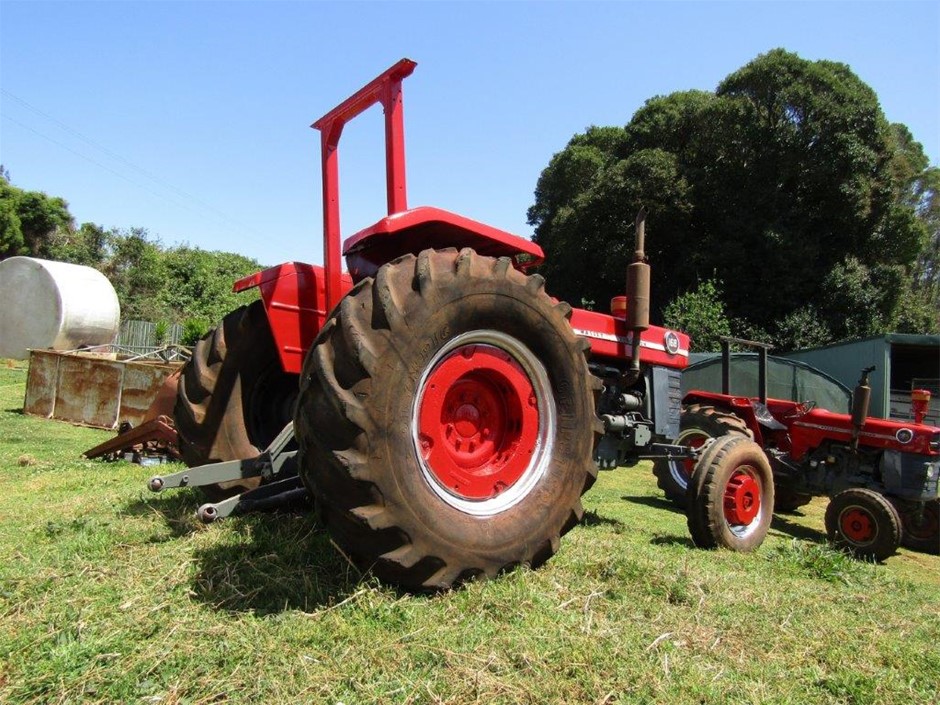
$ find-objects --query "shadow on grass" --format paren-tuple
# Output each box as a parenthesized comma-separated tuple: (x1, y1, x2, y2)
(123, 489, 361, 612)
(621, 494, 685, 515)
(122, 490, 204, 538)
(649, 535, 696, 548)
(770, 513, 828, 544)
(581, 509, 625, 529)
(4, 408, 24, 415)
(188, 512, 364, 614)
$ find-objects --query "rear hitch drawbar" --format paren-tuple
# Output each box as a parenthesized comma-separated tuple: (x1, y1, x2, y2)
(147, 422, 305, 523)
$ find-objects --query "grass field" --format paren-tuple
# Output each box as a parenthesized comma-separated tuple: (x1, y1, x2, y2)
(1, 358, 938, 704)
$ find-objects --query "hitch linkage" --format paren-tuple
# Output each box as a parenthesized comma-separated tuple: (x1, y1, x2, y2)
(148, 422, 305, 522)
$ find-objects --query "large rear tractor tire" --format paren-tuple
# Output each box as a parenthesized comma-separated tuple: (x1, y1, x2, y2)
(175, 300, 299, 496)
(686, 435, 774, 552)
(295, 248, 600, 590)
(653, 405, 751, 508)
(824, 488, 901, 562)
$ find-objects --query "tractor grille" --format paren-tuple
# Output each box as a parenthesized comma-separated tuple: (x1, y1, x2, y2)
(882, 450, 940, 501)
(651, 366, 682, 440)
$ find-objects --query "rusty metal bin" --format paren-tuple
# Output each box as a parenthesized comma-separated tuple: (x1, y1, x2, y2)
(23, 349, 182, 430)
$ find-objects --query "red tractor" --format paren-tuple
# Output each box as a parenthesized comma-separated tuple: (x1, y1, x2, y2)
(655, 338, 940, 560)
(150, 59, 776, 589)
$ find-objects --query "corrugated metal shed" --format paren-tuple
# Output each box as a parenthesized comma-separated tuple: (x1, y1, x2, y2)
(783, 334, 940, 424)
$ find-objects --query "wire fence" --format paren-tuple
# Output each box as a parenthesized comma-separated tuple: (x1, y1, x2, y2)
(117, 320, 184, 349)
(105, 320, 191, 361)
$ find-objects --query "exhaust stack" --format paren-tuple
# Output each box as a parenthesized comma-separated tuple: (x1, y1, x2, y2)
(623, 209, 651, 384)
(851, 366, 876, 450)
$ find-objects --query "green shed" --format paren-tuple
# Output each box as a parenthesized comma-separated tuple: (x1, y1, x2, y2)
(783, 334, 940, 425)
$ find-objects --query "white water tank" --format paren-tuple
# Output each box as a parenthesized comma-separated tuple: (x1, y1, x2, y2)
(0, 257, 121, 360)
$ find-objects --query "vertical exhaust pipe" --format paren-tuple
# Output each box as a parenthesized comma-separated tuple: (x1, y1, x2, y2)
(851, 366, 875, 450)
(623, 208, 651, 384)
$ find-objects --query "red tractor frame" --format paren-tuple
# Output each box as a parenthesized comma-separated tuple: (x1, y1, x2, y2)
(152, 60, 776, 589)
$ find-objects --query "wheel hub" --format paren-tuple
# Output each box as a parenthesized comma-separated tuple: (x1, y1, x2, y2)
(841, 508, 876, 543)
(417, 343, 539, 501)
(680, 434, 708, 477)
(723, 469, 761, 525)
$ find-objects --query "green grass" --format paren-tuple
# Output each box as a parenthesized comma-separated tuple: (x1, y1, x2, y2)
(1, 358, 938, 704)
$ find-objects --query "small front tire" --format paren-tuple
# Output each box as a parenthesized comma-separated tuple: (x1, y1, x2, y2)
(892, 499, 939, 555)
(686, 435, 774, 552)
(653, 405, 750, 508)
(824, 488, 901, 562)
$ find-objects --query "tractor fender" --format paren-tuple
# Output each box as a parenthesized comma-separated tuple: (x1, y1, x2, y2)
(233, 262, 353, 374)
(342, 206, 545, 282)
(681, 391, 764, 445)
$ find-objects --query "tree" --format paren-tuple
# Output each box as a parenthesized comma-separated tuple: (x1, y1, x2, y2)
(888, 125, 940, 331)
(0, 178, 26, 257)
(529, 49, 936, 348)
(99, 228, 167, 321)
(662, 279, 732, 352)
(158, 246, 262, 326)
(529, 127, 694, 315)
(0, 176, 74, 260)
(47, 222, 112, 267)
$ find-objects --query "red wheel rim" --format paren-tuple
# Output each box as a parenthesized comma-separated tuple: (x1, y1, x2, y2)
(840, 507, 876, 544)
(723, 468, 761, 526)
(417, 343, 540, 501)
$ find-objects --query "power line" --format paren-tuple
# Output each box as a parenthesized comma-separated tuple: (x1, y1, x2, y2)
(2, 113, 230, 226)
(1, 89, 265, 239)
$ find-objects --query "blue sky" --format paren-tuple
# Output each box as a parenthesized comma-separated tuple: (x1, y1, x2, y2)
(1, 1, 937, 268)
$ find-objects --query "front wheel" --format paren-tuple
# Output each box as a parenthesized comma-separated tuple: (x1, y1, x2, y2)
(824, 488, 901, 562)
(295, 248, 600, 590)
(652, 405, 750, 508)
(686, 435, 774, 552)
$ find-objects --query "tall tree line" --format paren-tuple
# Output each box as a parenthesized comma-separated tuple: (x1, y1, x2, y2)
(528, 49, 939, 351)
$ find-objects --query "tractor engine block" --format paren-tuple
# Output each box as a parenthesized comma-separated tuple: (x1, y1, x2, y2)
(592, 364, 682, 469)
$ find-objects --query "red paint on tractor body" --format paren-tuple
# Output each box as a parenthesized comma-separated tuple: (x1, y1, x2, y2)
(789, 407, 939, 460)
(569, 308, 690, 370)
(682, 390, 940, 460)
(233, 263, 353, 375)
(343, 206, 544, 282)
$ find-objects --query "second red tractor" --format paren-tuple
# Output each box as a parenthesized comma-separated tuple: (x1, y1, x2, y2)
(654, 339, 940, 560)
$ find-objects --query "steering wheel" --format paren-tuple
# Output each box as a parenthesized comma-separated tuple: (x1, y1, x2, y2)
(791, 400, 816, 417)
